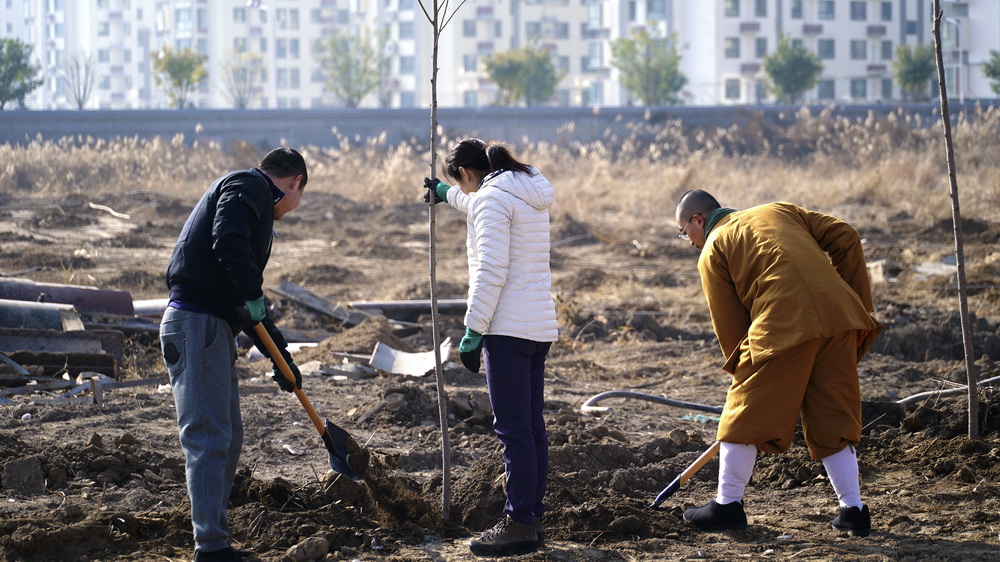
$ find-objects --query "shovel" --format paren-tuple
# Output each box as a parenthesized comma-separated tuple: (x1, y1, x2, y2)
(253, 323, 367, 480)
(650, 441, 720, 508)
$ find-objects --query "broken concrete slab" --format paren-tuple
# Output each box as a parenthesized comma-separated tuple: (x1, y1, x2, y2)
(368, 337, 452, 377)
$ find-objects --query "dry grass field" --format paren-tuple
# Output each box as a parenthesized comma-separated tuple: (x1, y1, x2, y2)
(1, 105, 1000, 561)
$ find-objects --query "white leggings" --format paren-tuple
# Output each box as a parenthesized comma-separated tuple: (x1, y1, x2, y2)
(715, 441, 862, 508)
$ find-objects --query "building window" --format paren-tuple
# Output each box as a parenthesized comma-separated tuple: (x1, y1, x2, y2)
(755, 0, 767, 18)
(583, 81, 602, 106)
(399, 21, 414, 39)
(724, 78, 740, 100)
(556, 22, 569, 39)
(400, 56, 415, 74)
(755, 37, 767, 58)
(724, 37, 740, 59)
(526, 22, 541, 38)
(277, 69, 288, 89)
(881, 2, 892, 21)
(588, 3, 601, 28)
(289, 39, 299, 59)
(790, 0, 802, 19)
(98, 49, 110, 63)
(628, 1, 637, 22)
(98, 22, 110, 36)
(818, 39, 834, 59)
(401, 91, 416, 107)
(850, 2, 866, 21)
(881, 40, 892, 60)
(463, 20, 476, 37)
(850, 78, 867, 99)
(463, 90, 477, 107)
(818, 1, 834, 20)
(463, 54, 477, 72)
(724, 0, 739, 18)
(276, 39, 287, 59)
(290, 69, 300, 89)
(495, 21, 502, 38)
(905, 21, 917, 35)
(881, 78, 892, 100)
(175, 8, 191, 32)
(289, 9, 299, 30)
(588, 41, 602, 69)
(647, 0, 665, 21)
(818, 79, 835, 100)
(557, 55, 569, 73)
(791, 38, 803, 48)
(850, 40, 867, 60)
(400, 0, 414, 10)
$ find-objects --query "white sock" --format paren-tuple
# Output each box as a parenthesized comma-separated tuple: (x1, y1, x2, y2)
(715, 442, 757, 505)
(822, 444, 863, 508)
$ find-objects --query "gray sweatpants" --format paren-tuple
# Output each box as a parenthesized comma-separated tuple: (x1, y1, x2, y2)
(160, 307, 243, 553)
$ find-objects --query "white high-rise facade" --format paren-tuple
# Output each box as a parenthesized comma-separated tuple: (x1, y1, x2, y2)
(2, 0, 997, 110)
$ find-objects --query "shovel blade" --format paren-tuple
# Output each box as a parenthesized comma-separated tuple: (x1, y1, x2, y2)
(320, 419, 368, 481)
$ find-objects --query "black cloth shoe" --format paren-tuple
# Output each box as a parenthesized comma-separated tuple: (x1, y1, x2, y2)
(535, 517, 545, 544)
(832, 505, 871, 537)
(683, 500, 748, 531)
(193, 546, 242, 562)
(469, 515, 540, 555)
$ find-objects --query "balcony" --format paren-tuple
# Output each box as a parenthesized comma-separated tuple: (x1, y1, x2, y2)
(867, 25, 886, 36)
(476, 6, 494, 18)
(741, 62, 761, 74)
(740, 22, 760, 33)
(867, 64, 887, 74)
(803, 24, 823, 35)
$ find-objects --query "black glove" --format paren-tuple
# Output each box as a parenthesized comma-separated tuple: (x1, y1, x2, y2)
(460, 340, 484, 373)
(272, 360, 302, 393)
(423, 177, 446, 204)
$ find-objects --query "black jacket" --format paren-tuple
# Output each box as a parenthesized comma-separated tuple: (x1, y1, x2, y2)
(165, 168, 290, 358)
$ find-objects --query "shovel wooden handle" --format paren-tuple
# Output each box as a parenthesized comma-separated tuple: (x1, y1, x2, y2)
(253, 323, 325, 435)
(650, 440, 721, 508)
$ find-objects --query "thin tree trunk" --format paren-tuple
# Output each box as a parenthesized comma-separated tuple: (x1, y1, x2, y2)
(931, 0, 978, 439)
(423, 0, 451, 522)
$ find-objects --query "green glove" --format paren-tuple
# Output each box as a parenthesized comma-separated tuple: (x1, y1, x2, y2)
(459, 328, 483, 352)
(459, 328, 484, 373)
(244, 296, 266, 323)
(435, 180, 450, 203)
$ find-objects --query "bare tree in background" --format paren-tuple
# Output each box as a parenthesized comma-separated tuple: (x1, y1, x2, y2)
(66, 52, 95, 110)
(221, 51, 264, 109)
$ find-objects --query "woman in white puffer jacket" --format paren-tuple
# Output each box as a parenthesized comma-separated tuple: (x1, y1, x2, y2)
(425, 138, 557, 556)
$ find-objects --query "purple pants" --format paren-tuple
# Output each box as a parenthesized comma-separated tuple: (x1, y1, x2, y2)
(483, 335, 551, 525)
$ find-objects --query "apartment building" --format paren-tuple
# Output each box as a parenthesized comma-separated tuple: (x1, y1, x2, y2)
(2, 0, 997, 110)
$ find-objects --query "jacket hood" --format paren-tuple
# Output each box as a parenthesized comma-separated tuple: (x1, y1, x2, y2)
(485, 167, 554, 210)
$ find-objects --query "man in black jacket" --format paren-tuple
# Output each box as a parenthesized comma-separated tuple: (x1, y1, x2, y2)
(159, 147, 307, 562)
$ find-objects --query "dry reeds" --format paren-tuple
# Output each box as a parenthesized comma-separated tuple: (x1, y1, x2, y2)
(2, 105, 997, 231)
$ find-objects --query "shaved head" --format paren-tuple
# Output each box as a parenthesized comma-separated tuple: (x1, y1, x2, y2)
(676, 189, 722, 224)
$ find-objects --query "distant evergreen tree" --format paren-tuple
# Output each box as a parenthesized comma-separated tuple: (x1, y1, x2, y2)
(763, 36, 823, 104)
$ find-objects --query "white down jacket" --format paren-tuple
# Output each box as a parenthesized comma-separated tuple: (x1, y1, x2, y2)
(445, 167, 558, 342)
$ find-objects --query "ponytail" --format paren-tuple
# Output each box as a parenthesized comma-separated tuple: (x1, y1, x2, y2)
(445, 138, 534, 181)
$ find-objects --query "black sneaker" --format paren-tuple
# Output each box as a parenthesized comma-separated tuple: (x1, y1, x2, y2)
(683, 500, 748, 531)
(469, 515, 540, 555)
(832, 505, 871, 537)
(193, 546, 242, 562)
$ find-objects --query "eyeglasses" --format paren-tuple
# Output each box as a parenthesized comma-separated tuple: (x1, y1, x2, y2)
(678, 214, 697, 241)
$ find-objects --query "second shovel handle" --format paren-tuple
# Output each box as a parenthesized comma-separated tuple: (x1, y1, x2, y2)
(252, 323, 325, 435)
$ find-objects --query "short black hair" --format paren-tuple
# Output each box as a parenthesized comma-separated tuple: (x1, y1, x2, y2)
(259, 147, 308, 189)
